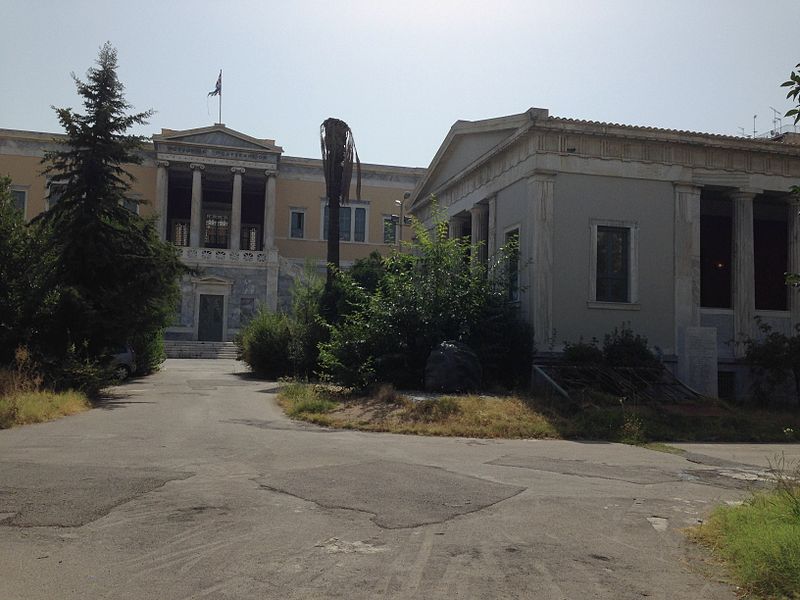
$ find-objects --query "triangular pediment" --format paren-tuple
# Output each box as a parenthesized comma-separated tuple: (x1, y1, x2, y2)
(411, 108, 547, 208)
(192, 274, 233, 286)
(154, 125, 282, 153)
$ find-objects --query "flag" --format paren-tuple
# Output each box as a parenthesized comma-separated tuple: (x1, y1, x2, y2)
(208, 70, 222, 97)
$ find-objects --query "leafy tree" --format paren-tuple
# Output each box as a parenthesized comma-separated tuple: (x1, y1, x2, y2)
(35, 43, 185, 363)
(319, 211, 531, 389)
(0, 176, 30, 363)
(782, 63, 800, 125)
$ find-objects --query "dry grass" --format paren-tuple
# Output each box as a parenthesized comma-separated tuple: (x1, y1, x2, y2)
(278, 384, 560, 439)
(0, 348, 90, 429)
(0, 390, 90, 428)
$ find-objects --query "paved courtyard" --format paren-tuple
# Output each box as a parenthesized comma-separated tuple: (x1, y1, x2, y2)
(1, 359, 798, 599)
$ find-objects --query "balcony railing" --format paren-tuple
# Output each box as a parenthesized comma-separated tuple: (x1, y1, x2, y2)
(178, 246, 274, 266)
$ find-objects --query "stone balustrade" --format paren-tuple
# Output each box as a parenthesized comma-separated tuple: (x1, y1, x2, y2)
(178, 246, 276, 266)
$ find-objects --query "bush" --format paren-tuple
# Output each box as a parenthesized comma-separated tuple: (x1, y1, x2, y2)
(131, 329, 165, 375)
(602, 325, 660, 369)
(237, 308, 291, 379)
(562, 338, 603, 364)
(319, 211, 531, 390)
(287, 265, 327, 379)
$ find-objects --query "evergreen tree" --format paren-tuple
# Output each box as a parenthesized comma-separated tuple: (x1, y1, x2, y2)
(36, 42, 185, 359)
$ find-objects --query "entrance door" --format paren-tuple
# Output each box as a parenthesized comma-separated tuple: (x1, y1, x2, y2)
(198, 294, 224, 341)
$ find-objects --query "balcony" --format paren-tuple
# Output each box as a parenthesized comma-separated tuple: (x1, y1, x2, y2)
(177, 246, 276, 267)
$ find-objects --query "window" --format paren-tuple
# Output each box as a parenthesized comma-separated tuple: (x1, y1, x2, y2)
(47, 182, 66, 209)
(10, 189, 26, 216)
(354, 207, 366, 242)
(204, 213, 229, 248)
(383, 216, 397, 244)
(241, 224, 260, 251)
(505, 228, 520, 302)
(122, 197, 139, 214)
(172, 220, 190, 247)
(322, 202, 369, 242)
(290, 210, 305, 239)
(589, 220, 638, 306)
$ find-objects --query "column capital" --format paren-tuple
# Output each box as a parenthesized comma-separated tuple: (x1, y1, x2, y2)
(729, 188, 761, 200)
(528, 169, 557, 183)
(231, 167, 246, 175)
(673, 182, 701, 194)
(189, 163, 205, 171)
(264, 169, 277, 178)
(156, 160, 170, 169)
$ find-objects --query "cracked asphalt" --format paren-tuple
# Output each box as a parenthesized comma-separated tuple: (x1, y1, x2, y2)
(1, 359, 798, 600)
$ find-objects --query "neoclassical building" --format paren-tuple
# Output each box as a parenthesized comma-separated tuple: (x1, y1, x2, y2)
(0, 124, 424, 345)
(409, 108, 800, 399)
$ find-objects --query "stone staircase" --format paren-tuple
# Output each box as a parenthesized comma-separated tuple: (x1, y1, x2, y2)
(164, 341, 239, 359)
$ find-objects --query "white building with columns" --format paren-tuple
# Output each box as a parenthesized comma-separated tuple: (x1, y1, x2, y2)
(409, 108, 800, 399)
(0, 124, 425, 346)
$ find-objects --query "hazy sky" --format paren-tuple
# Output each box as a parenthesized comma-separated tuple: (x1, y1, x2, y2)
(2, 0, 799, 167)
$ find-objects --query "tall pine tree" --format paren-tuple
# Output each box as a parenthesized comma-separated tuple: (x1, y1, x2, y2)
(37, 42, 185, 358)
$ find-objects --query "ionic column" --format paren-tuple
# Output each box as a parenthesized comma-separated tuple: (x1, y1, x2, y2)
(155, 160, 169, 241)
(789, 197, 800, 328)
(732, 190, 757, 356)
(470, 204, 489, 264)
(487, 196, 497, 261)
(527, 172, 556, 348)
(448, 215, 466, 239)
(230, 167, 245, 251)
(189, 163, 204, 248)
(263, 172, 276, 250)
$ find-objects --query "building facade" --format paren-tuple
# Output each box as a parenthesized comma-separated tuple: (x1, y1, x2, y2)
(0, 125, 425, 343)
(409, 108, 800, 399)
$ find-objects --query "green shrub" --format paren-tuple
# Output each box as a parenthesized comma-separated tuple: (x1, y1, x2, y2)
(562, 338, 603, 364)
(602, 324, 660, 369)
(237, 308, 291, 379)
(287, 265, 327, 379)
(40, 344, 114, 397)
(319, 210, 530, 390)
(131, 329, 165, 375)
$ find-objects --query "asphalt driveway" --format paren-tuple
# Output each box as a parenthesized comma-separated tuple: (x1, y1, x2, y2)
(1, 359, 797, 600)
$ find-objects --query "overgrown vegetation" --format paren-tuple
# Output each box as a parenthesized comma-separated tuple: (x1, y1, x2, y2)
(0, 348, 90, 429)
(239, 209, 532, 390)
(1, 43, 183, 394)
(691, 457, 800, 600)
(745, 319, 800, 408)
(318, 214, 531, 390)
(277, 382, 800, 443)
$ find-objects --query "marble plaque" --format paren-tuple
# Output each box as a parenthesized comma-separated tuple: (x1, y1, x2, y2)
(682, 326, 718, 397)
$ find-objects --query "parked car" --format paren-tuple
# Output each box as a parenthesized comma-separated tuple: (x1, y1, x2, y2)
(110, 345, 137, 380)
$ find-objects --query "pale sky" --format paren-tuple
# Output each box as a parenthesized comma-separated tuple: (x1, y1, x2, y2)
(2, 0, 799, 167)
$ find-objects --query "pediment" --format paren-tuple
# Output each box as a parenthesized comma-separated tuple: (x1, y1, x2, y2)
(192, 274, 233, 287)
(155, 126, 282, 153)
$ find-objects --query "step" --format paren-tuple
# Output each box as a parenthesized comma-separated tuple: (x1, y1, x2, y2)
(164, 341, 239, 359)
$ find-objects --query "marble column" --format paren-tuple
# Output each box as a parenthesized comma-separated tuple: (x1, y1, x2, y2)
(230, 167, 245, 251)
(487, 196, 497, 262)
(470, 204, 489, 264)
(448, 215, 466, 239)
(732, 190, 757, 356)
(155, 160, 169, 241)
(527, 172, 556, 349)
(673, 184, 702, 343)
(189, 163, 204, 248)
(789, 197, 800, 328)
(263, 172, 276, 250)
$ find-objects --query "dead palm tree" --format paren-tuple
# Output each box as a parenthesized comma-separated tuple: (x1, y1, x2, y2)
(320, 118, 360, 317)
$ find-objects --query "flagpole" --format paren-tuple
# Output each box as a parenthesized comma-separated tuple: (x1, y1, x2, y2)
(219, 69, 223, 124)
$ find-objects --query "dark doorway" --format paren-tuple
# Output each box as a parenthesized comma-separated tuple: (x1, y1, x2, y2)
(198, 294, 224, 341)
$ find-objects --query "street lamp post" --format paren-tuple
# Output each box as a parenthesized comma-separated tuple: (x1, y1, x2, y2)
(395, 191, 411, 251)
